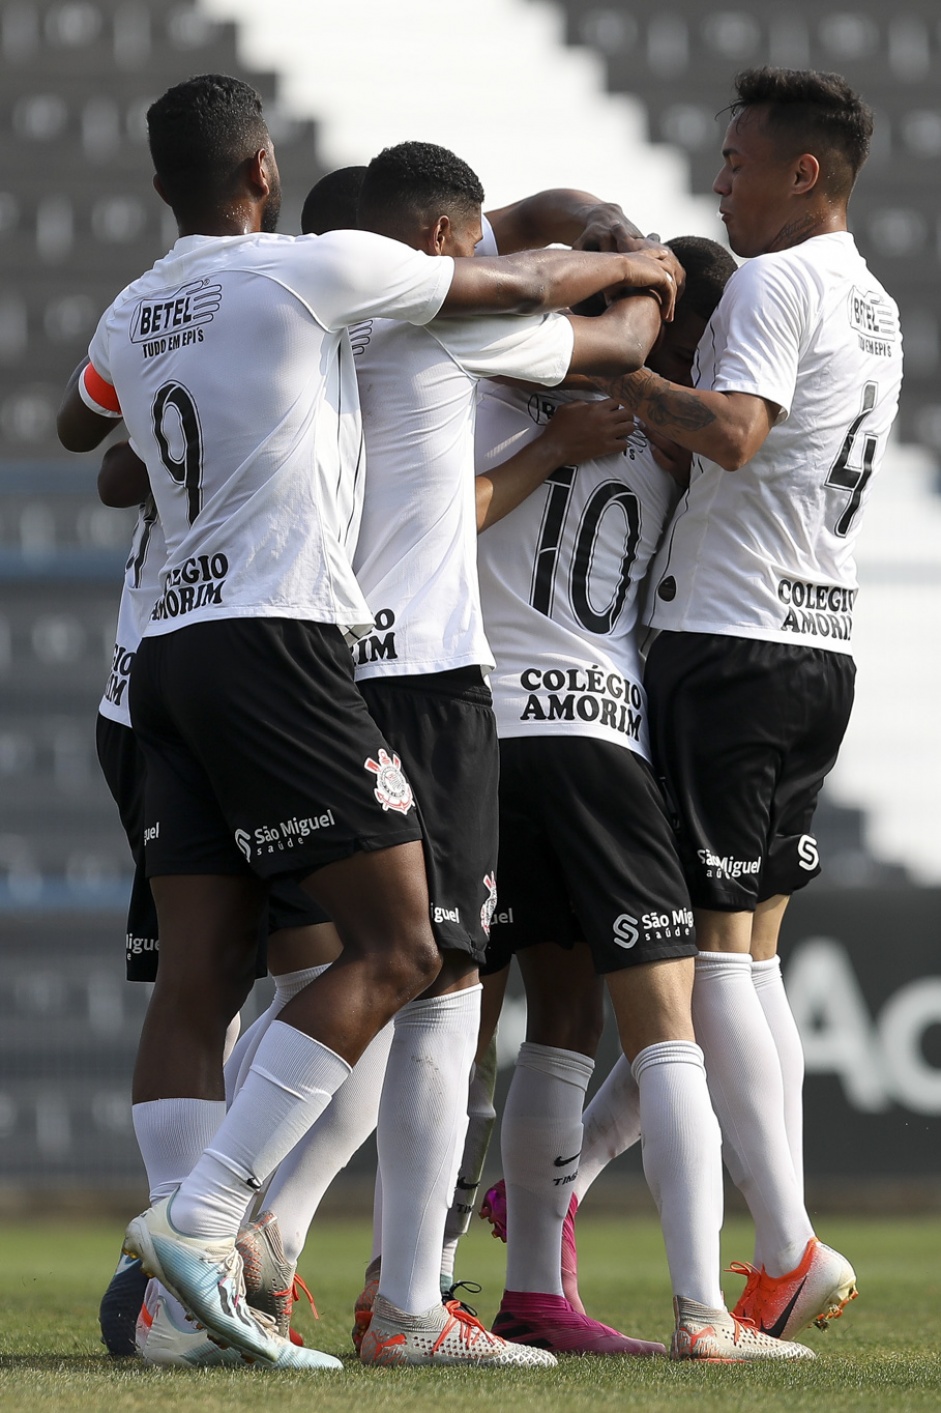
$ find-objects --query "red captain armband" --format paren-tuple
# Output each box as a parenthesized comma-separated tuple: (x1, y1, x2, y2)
(81, 361, 122, 417)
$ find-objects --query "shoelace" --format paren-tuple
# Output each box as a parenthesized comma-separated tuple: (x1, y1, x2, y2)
(441, 1280, 482, 1317)
(438, 1300, 501, 1351)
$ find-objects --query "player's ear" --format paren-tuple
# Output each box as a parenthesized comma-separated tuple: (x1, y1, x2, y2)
(432, 214, 451, 255)
(793, 152, 820, 196)
(152, 174, 170, 206)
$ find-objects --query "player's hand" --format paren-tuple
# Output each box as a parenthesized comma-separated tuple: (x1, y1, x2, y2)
(641, 423, 693, 486)
(572, 202, 644, 252)
(602, 248, 683, 321)
(540, 398, 635, 465)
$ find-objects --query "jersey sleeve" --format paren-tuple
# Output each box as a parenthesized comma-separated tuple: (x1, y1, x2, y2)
(428, 310, 575, 386)
(294, 230, 455, 332)
(79, 308, 123, 417)
(708, 255, 813, 421)
(475, 215, 499, 257)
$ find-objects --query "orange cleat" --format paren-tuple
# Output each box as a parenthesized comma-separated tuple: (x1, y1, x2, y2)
(730, 1238, 858, 1340)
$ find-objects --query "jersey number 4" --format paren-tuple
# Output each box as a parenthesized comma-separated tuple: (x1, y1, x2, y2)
(825, 382, 878, 538)
(531, 465, 641, 633)
(152, 381, 204, 525)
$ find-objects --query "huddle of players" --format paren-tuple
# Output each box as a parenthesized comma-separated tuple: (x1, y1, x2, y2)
(63, 62, 901, 1370)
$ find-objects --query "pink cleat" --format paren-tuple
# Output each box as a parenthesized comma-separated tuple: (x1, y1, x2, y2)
(561, 1194, 585, 1315)
(481, 1180, 585, 1314)
(492, 1291, 665, 1357)
(479, 1179, 508, 1239)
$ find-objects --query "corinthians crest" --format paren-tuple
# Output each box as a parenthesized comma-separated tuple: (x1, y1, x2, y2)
(480, 872, 498, 936)
(364, 748, 414, 815)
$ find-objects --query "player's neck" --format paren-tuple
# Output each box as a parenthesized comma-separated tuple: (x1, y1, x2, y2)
(766, 206, 847, 254)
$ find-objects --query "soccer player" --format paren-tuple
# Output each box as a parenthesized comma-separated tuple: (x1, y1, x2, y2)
(230, 143, 676, 1368)
(56, 74, 677, 1370)
(472, 238, 816, 1362)
(602, 67, 902, 1341)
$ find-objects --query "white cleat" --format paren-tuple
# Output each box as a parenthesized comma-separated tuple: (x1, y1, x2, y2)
(136, 1280, 243, 1367)
(670, 1296, 817, 1362)
(123, 1199, 341, 1370)
(359, 1293, 557, 1367)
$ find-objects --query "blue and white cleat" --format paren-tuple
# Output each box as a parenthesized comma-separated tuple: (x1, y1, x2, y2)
(123, 1199, 341, 1371)
(99, 1249, 149, 1357)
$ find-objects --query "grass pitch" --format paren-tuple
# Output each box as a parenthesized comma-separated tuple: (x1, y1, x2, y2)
(1, 1211, 938, 1411)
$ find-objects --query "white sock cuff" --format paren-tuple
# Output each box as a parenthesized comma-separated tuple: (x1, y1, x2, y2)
(272, 964, 331, 1009)
(694, 950, 753, 982)
(394, 984, 483, 1027)
(132, 1098, 227, 1203)
(751, 956, 783, 990)
(249, 1019, 351, 1098)
(517, 1041, 595, 1092)
(631, 1040, 705, 1082)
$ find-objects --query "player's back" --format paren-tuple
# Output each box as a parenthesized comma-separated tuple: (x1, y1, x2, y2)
(87, 229, 453, 638)
(351, 309, 573, 680)
(476, 380, 679, 763)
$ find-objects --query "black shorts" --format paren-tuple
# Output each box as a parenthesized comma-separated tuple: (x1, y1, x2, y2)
(95, 714, 323, 982)
(481, 735, 695, 976)
(359, 667, 498, 964)
(96, 713, 160, 982)
(644, 631, 856, 910)
(130, 618, 423, 883)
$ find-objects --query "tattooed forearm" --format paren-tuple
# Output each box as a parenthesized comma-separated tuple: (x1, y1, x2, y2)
(643, 381, 717, 432)
(600, 369, 717, 434)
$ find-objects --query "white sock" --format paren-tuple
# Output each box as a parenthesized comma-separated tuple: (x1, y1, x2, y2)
(132, 1098, 227, 1330)
(693, 952, 813, 1276)
(376, 986, 480, 1314)
(573, 1053, 641, 1204)
(170, 1019, 351, 1241)
(132, 1099, 226, 1203)
(752, 956, 805, 1212)
(264, 1021, 394, 1265)
(632, 1041, 724, 1308)
(223, 965, 331, 1105)
(502, 1042, 593, 1295)
(441, 1034, 499, 1282)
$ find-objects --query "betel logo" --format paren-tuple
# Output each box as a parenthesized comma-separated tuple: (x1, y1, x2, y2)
(613, 913, 639, 949)
(234, 829, 252, 862)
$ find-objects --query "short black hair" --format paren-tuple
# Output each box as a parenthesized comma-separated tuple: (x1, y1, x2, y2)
(301, 166, 367, 236)
(358, 140, 484, 233)
(147, 74, 269, 214)
(666, 236, 737, 322)
(729, 67, 873, 199)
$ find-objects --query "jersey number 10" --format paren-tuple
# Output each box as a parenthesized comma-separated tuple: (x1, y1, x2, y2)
(530, 465, 641, 634)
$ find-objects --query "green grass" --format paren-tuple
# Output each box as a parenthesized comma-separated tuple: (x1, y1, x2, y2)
(1, 1213, 939, 1411)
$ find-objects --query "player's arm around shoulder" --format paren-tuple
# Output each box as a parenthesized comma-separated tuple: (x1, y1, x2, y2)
(441, 247, 680, 320)
(565, 292, 666, 377)
(604, 371, 778, 471)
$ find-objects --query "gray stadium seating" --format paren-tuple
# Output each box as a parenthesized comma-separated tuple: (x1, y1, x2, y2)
(558, 1, 941, 449)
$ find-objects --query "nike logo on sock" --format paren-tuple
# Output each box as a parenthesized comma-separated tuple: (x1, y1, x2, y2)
(553, 1151, 581, 1167)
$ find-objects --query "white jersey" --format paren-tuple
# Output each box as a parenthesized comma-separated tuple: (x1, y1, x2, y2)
(476, 381, 679, 761)
(80, 230, 454, 640)
(350, 309, 574, 680)
(646, 232, 903, 653)
(98, 490, 166, 729)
